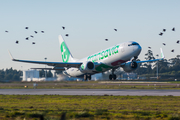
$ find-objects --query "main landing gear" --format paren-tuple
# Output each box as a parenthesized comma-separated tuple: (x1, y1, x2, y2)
(132, 56, 138, 61)
(84, 74, 91, 81)
(109, 68, 117, 80)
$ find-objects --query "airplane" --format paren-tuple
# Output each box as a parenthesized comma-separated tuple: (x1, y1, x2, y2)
(9, 35, 165, 80)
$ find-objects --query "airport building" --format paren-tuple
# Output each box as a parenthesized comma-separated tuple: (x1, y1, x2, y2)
(22, 70, 57, 81)
(22, 70, 141, 81)
(121, 73, 138, 80)
(22, 70, 40, 81)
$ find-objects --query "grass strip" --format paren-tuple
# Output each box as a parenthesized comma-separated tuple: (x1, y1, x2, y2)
(0, 95, 180, 119)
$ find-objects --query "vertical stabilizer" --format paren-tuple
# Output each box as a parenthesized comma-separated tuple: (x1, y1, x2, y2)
(59, 35, 76, 62)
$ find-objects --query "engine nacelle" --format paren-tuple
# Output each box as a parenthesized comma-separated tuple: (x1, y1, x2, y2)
(80, 61, 95, 73)
(122, 61, 138, 72)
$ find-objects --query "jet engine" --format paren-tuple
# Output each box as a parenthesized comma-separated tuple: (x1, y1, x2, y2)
(122, 61, 138, 72)
(80, 61, 95, 73)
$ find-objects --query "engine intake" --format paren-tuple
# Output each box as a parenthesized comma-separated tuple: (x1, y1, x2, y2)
(87, 62, 94, 69)
(80, 61, 95, 73)
(122, 61, 138, 72)
(131, 61, 138, 68)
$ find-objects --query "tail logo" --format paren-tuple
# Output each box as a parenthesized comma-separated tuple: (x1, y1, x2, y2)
(61, 42, 70, 62)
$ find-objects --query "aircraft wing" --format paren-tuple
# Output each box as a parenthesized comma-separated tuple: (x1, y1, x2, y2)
(136, 58, 163, 64)
(136, 48, 165, 64)
(12, 59, 82, 68)
(8, 51, 82, 68)
(120, 48, 165, 66)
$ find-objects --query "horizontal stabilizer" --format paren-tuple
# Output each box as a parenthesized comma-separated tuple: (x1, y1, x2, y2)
(31, 67, 65, 70)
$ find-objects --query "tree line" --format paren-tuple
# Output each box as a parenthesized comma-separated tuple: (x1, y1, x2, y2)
(0, 68, 22, 81)
(135, 50, 180, 79)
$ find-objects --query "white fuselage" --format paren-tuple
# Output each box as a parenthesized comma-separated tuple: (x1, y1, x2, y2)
(64, 41, 142, 77)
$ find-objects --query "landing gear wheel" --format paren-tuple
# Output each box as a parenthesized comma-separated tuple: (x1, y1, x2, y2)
(109, 68, 117, 80)
(87, 75, 91, 80)
(109, 74, 113, 80)
(109, 74, 117, 80)
(84, 75, 87, 81)
(112, 74, 117, 80)
(84, 74, 91, 81)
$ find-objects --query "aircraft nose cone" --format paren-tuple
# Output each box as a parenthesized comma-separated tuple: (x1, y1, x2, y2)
(138, 45, 142, 52)
(137, 45, 142, 54)
(133, 45, 142, 56)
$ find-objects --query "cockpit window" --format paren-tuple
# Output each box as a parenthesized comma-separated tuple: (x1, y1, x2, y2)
(128, 42, 139, 46)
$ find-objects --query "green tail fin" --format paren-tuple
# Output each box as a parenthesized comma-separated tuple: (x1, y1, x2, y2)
(59, 35, 74, 62)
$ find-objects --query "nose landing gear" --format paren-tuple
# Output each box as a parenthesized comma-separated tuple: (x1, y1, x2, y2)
(132, 56, 138, 61)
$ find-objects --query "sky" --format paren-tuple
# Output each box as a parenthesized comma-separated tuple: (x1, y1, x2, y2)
(1, 0, 180, 70)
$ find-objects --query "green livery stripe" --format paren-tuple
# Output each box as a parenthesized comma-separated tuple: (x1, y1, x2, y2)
(81, 64, 84, 70)
(95, 64, 112, 72)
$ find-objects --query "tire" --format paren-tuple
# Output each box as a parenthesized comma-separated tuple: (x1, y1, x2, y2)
(84, 75, 87, 81)
(112, 74, 117, 80)
(87, 75, 91, 80)
(109, 74, 112, 80)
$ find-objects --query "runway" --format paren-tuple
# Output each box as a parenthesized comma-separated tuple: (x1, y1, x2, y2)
(1, 89, 180, 96)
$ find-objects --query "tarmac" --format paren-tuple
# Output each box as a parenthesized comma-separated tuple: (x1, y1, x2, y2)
(0, 89, 180, 96)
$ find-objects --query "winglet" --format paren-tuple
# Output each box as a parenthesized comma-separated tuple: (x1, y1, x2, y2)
(8, 50, 14, 60)
(160, 48, 165, 59)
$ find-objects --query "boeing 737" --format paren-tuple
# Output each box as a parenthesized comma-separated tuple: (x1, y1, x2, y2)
(9, 35, 164, 80)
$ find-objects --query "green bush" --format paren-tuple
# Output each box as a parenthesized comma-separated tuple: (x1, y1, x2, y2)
(168, 114, 180, 120)
(161, 113, 168, 118)
(74, 111, 93, 118)
(8, 111, 25, 117)
(122, 111, 128, 115)
(133, 111, 151, 116)
(144, 116, 151, 120)
(26, 112, 44, 119)
(95, 109, 108, 115)
(134, 114, 140, 120)
(60, 111, 66, 120)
